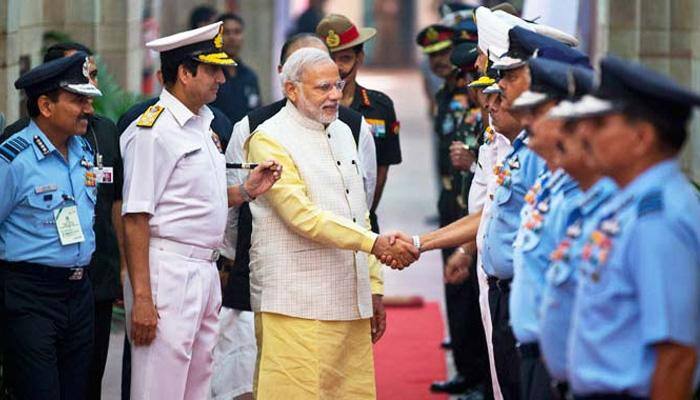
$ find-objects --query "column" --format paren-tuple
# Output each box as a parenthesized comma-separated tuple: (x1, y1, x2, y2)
(97, 0, 143, 93)
(0, 0, 20, 123)
(239, 0, 283, 103)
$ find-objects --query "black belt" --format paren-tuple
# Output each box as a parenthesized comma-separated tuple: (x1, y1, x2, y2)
(575, 395, 647, 400)
(517, 342, 540, 358)
(2, 261, 88, 281)
(487, 276, 512, 291)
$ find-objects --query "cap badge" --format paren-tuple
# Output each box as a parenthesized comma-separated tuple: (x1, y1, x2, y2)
(214, 26, 224, 49)
(326, 30, 340, 48)
(426, 27, 438, 42)
(82, 57, 90, 79)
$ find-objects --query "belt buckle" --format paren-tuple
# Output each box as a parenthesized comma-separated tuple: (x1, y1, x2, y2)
(211, 249, 220, 262)
(68, 268, 84, 281)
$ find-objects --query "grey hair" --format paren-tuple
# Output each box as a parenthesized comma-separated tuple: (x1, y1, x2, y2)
(279, 47, 334, 92)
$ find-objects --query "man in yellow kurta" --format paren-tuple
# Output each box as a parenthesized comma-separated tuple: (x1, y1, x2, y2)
(244, 48, 418, 399)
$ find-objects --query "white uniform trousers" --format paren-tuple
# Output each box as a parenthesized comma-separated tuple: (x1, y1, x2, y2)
(477, 258, 504, 400)
(209, 309, 257, 400)
(125, 243, 221, 400)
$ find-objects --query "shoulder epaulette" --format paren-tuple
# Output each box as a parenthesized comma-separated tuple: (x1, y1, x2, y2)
(638, 190, 664, 217)
(366, 88, 395, 108)
(136, 105, 165, 128)
(360, 88, 371, 107)
(0, 136, 30, 163)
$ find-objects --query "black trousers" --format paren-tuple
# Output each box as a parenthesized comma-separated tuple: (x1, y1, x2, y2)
(87, 300, 114, 400)
(439, 188, 490, 388)
(519, 343, 553, 400)
(1, 267, 94, 400)
(488, 277, 521, 400)
(121, 335, 131, 400)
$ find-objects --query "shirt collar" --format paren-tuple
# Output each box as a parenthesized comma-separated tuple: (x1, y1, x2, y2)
(283, 99, 326, 131)
(27, 120, 57, 161)
(160, 88, 214, 128)
(579, 177, 617, 216)
(26, 120, 88, 166)
(621, 158, 679, 198)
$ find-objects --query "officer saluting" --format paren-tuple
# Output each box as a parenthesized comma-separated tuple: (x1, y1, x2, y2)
(0, 52, 102, 399)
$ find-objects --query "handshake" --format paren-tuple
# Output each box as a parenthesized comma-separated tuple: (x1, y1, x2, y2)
(370, 231, 420, 270)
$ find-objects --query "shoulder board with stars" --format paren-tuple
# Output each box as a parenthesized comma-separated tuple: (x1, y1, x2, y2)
(0, 136, 30, 163)
(33, 135, 50, 156)
(136, 105, 165, 128)
(361, 88, 371, 107)
(637, 190, 664, 217)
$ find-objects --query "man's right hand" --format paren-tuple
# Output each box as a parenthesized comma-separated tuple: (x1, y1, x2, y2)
(130, 297, 158, 346)
(371, 233, 419, 269)
(444, 248, 472, 284)
(449, 141, 476, 171)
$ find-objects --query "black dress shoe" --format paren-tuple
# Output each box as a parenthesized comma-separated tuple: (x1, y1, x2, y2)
(430, 374, 469, 394)
(457, 385, 486, 400)
(440, 338, 452, 349)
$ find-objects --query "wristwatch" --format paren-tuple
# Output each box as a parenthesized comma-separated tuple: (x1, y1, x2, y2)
(240, 182, 256, 202)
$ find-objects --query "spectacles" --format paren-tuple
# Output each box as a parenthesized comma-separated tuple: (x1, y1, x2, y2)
(311, 79, 346, 94)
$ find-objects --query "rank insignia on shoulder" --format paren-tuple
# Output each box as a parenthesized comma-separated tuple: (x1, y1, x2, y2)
(0, 136, 30, 162)
(391, 121, 400, 135)
(361, 88, 371, 107)
(136, 105, 165, 128)
(33, 135, 50, 156)
(637, 190, 663, 216)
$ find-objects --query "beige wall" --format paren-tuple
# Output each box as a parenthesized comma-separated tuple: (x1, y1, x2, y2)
(595, 0, 700, 182)
(0, 0, 144, 123)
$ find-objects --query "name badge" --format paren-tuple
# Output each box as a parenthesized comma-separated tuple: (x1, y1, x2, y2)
(54, 205, 85, 245)
(95, 167, 114, 184)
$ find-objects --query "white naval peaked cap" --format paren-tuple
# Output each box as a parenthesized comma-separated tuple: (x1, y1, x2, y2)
(493, 10, 580, 47)
(147, 21, 222, 52)
(475, 7, 533, 61)
(146, 21, 236, 66)
(476, 7, 580, 65)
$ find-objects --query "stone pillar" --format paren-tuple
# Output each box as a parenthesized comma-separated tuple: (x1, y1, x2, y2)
(639, 0, 670, 74)
(596, 0, 641, 61)
(62, 0, 100, 49)
(239, 0, 285, 104)
(685, 0, 700, 182)
(97, 0, 143, 93)
(0, 0, 21, 123)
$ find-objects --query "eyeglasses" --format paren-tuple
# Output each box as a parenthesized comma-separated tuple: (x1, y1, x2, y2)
(311, 79, 346, 94)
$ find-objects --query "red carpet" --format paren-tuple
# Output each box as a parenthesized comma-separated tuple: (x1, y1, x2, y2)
(374, 302, 449, 400)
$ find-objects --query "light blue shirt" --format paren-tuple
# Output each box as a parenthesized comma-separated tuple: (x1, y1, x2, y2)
(539, 177, 617, 381)
(0, 120, 97, 267)
(569, 159, 700, 396)
(482, 131, 547, 278)
(511, 168, 581, 344)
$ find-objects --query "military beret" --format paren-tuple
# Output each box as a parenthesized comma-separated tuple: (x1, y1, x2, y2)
(15, 51, 101, 98)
